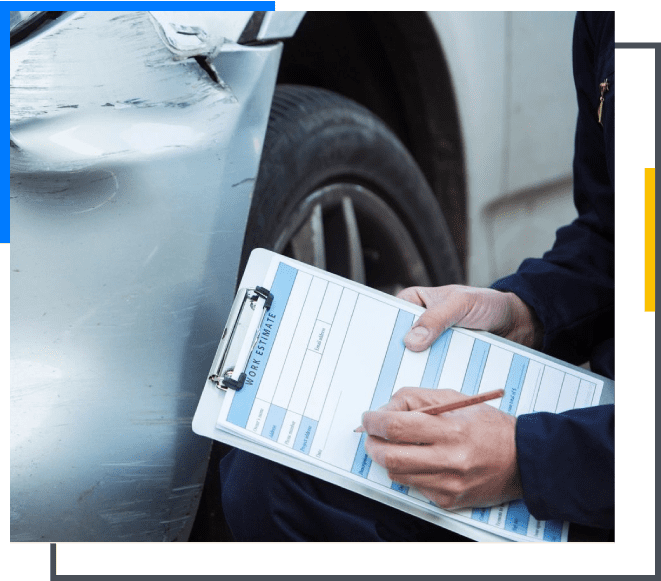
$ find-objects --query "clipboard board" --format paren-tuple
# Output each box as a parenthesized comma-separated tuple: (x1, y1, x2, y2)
(193, 248, 614, 542)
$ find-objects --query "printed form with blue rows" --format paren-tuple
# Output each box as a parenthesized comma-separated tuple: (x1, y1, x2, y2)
(217, 258, 606, 542)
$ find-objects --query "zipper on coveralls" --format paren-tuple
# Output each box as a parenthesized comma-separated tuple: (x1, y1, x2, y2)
(598, 78, 609, 125)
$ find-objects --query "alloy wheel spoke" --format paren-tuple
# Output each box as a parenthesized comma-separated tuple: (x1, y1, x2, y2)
(290, 203, 326, 270)
(342, 196, 366, 284)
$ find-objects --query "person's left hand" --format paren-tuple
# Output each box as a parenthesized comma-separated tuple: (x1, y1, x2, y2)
(361, 387, 523, 510)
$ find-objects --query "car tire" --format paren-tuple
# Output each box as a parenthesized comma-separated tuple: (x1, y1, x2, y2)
(240, 84, 462, 292)
(190, 85, 463, 541)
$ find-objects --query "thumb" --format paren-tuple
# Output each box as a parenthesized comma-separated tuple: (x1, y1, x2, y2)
(402, 288, 472, 352)
(403, 309, 451, 352)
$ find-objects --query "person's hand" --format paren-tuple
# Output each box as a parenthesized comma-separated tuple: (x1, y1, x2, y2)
(397, 284, 543, 352)
(362, 387, 523, 509)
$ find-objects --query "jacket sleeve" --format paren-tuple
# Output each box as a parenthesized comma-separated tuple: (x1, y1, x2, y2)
(516, 405, 614, 529)
(491, 11, 614, 369)
(492, 12, 615, 529)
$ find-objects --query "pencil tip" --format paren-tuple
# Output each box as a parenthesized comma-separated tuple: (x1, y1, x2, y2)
(354, 426, 365, 433)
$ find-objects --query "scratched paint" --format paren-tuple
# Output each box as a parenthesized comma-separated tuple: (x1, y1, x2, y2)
(10, 10, 284, 541)
(11, 12, 234, 120)
(10, 12, 236, 171)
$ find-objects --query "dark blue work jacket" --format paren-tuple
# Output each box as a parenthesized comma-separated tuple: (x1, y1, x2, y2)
(491, 12, 614, 530)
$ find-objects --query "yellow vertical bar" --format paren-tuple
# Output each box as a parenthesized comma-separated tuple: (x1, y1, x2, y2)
(645, 168, 655, 312)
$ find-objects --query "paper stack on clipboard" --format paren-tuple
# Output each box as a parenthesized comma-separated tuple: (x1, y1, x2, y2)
(192, 249, 614, 542)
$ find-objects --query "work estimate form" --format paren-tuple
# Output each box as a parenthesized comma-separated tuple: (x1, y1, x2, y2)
(216, 258, 606, 542)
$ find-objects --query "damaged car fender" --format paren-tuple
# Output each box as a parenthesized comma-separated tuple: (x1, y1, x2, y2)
(10, 10, 283, 541)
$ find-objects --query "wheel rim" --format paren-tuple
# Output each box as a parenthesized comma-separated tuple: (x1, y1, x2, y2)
(274, 183, 432, 294)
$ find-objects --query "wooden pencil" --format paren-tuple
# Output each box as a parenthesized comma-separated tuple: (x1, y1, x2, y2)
(354, 388, 505, 432)
(411, 388, 505, 416)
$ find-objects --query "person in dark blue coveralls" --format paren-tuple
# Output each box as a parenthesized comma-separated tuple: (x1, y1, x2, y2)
(219, 11, 614, 541)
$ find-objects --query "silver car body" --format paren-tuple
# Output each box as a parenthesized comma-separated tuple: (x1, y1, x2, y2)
(10, 11, 577, 541)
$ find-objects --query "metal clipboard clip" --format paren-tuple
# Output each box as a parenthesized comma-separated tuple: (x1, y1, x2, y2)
(208, 286, 273, 391)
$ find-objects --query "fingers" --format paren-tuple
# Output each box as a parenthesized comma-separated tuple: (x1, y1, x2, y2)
(404, 289, 469, 351)
(387, 473, 466, 509)
(398, 286, 474, 352)
(396, 288, 435, 350)
(398, 285, 529, 352)
(364, 435, 457, 474)
(361, 389, 469, 442)
(360, 383, 523, 510)
(396, 286, 426, 307)
(389, 466, 522, 510)
(371, 387, 467, 414)
(356, 388, 462, 434)
(361, 409, 443, 443)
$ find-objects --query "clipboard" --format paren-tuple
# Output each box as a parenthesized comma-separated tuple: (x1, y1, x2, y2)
(193, 248, 614, 542)
(193, 249, 510, 541)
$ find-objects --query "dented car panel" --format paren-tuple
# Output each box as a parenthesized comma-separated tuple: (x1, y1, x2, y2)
(10, 11, 282, 541)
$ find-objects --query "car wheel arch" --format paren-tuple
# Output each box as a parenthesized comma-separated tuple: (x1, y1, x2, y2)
(274, 11, 467, 274)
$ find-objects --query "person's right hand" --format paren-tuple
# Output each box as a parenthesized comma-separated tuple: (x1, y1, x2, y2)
(397, 285, 543, 352)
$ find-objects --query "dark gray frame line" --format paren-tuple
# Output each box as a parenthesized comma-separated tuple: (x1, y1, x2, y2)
(615, 42, 661, 569)
(45, 42, 661, 581)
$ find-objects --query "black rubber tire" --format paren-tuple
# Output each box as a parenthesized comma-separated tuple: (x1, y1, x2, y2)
(240, 84, 462, 289)
(191, 85, 464, 541)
